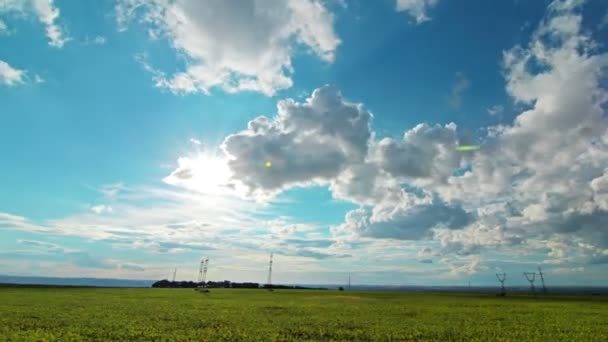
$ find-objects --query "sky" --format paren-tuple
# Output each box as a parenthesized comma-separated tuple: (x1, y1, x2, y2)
(1, 0, 608, 287)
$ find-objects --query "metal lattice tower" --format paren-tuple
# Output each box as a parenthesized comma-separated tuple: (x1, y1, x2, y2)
(202, 257, 209, 284)
(197, 258, 205, 283)
(538, 267, 547, 294)
(524, 272, 536, 294)
(496, 272, 506, 295)
(172, 268, 177, 282)
(267, 252, 273, 286)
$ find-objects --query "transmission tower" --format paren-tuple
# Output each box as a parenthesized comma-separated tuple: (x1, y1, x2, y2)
(538, 267, 547, 294)
(197, 258, 205, 283)
(172, 268, 177, 282)
(202, 257, 209, 284)
(348, 273, 351, 290)
(524, 272, 536, 294)
(267, 252, 273, 288)
(496, 272, 506, 296)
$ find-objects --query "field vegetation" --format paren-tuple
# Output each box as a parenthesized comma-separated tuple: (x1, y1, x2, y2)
(0, 287, 606, 341)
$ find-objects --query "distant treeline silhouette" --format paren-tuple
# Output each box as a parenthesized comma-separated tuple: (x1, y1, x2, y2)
(151, 279, 327, 290)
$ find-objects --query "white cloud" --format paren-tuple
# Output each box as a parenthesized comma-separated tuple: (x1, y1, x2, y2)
(32, 0, 68, 47)
(0, 0, 69, 47)
(444, 256, 486, 276)
(84, 35, 106, 45)
(434, 0, 608, 259)
(337, 197, 473, 241)
(448, 72, 470, 109)
(0, 18, 8, 34)
(0, 59, 25, 86)
(17, 239, 64, 251)
(395, 0, 439, 24)
(220, 85, 372, 198)
(90, 205, 113, 215)
(487, 105, 504, 116)
(98, 182, 127, 197)
(117, 0, 340, 96)
(198, 0, 607, 266)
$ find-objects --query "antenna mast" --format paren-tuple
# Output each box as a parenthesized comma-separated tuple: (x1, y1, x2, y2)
(538, 266, 547, 294)
(496, 272, 506, 296)
(524, 272, 536, 294)
(267, 252, 273, 287)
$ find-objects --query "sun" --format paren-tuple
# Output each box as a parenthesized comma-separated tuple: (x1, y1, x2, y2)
(165, 152, 232, 195)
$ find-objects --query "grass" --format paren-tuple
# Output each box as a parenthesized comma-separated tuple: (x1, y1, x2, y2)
(0, 288, 606, 341)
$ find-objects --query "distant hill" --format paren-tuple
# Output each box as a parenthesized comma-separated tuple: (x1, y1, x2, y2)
(0, 275, 154, 288)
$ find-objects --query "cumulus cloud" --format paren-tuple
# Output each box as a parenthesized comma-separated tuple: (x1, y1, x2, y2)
(205, 0, 607, 266)
(0, 60, 26, 86)
(337, 196, 473, 241)
(221, 85, 372, 197)
(434, 0, 608, 259)
(0, 0, 69, 47)
(395, 0, 439, 24)
(128, 0, 607, 270)
(116, 0, 340, 95)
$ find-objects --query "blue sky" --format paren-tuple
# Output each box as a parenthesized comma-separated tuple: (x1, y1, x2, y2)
(1, 0, 608, 287)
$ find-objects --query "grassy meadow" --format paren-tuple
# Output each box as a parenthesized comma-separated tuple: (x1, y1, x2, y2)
(0, 287, 606, 341)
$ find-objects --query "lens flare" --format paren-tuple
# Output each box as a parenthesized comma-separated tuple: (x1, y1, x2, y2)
(456, 145, 480, 151)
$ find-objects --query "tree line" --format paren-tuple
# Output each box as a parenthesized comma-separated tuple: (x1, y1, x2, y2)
(151, 279, 327, 290)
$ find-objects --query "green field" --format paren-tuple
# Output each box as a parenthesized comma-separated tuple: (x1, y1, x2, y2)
(0, 288, 606, 341)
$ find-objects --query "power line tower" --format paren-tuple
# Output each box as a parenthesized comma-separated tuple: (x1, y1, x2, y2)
(197, 258, 205, 283)
(202, 257, 209, 284)
(496, 272, 506, 296)
(538, 266, 547, 294)
(267, 252, 273, 289)
(172, 268, 177, 282)
(195, 257, 210, 293)
(524, 272, 536, 294)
